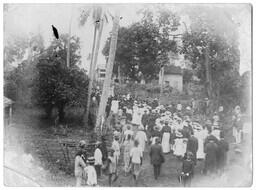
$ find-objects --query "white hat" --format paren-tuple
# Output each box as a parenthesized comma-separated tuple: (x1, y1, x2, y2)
(138, 125, 144, 130)
(186, 106, 191, 110)
(183, 121, 188, 127)
(176, 131, 183, 138)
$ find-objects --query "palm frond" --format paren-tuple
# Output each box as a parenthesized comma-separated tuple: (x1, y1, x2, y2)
(79, 9, 91, 26)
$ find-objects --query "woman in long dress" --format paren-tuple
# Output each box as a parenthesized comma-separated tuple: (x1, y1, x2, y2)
(161, 122, 172, 153)
(132, 105, 139, 125)
(123, 134, 134, 176)
(194, 127, 208, 160)
(173, 131, 187, 157)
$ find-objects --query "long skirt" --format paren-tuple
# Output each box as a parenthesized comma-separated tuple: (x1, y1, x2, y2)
(173, 138, 187, 157)
(197, 138, 205, 159)
(123, 151, 131, 173)
(161, 132, 170, 153)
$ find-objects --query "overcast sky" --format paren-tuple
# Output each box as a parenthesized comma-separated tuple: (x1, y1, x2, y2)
(4, 4, 251, 74)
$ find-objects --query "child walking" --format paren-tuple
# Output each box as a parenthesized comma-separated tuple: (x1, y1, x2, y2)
(84, 157, 97, 186)
(106, 148, 118, 186)
(179, 152, 194, 187)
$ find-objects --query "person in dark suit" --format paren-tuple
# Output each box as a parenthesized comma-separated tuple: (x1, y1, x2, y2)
(204, 138, 218, 175)
(180, 152, 194, 187)
(149, 138, 165, 180)
(186, 134, 199, 165)
(217, 132, 229, 173)
(141, 110, 149, 129)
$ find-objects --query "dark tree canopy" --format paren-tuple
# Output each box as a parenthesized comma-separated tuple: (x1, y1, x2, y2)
(32, 34, 88, 121)
(102, 8, 180, 82)
(181, 6, 241, 108)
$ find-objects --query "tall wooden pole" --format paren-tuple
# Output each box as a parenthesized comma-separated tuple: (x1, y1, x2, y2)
(84, 22, 98, 127)
(95, 11, 120, 138)
(84, 13, 104, 129)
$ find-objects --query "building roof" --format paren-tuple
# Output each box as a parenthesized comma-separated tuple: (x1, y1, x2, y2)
(164, 65, 182, 75)
(4, 97, 13, 108)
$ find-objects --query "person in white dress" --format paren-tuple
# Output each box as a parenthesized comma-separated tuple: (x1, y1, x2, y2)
(173, 131, 187, 158)
(94, 142, 103, 178)
(194, 126, 208, 160)
(132, 105, 139, 125)
(135, 125, 147, 156)
(112, 136, 120, 164)
(84, 157, 97, 186)
(111, 100, 119, 114)
(123, 125, 134, 142)
(161, 121, 172, 153)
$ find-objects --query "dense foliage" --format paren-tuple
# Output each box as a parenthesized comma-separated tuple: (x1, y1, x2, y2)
(181, 6, 242, 109)
(33, 34, 88, 121)
(102, 8, 180, 82)
(4, 34, 89, 122)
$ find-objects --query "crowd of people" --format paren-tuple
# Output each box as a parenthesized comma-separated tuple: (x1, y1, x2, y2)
(74, 93, 245, 187)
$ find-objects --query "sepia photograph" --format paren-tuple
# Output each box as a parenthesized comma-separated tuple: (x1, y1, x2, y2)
(3, 2, 252, 187)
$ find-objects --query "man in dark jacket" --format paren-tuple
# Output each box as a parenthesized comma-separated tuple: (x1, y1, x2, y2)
(204, 138, 218, 175)
(186, 134, 198, 165)
(217, 133, 229, 173)
(149, 138, 165, 180)
(141, 110, 149, 129)
(180, 152, 194, 187)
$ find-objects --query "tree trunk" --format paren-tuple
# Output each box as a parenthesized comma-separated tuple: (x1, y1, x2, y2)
(160, 66, 164, 103)
(95, 11, 120, 139)
(45, 105, 53, 119)
(84, 22, 98, 128)
(58, 104, 65, 123)
(67, 9, 72, 68)
(204, 45, 212, 99)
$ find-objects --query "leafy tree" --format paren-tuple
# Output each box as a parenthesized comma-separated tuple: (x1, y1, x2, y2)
(102, 8, 180, 82)
(33, 34, 88, 122)
(40, 34, 81, 67)
(4, 33, 44, 104)
(4, 35, 29, 71)
(181, 6, 241, 107)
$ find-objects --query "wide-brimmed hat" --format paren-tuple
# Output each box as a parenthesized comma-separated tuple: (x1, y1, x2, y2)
(138, 125, 144, 130)
(86, 157, 95, 164)
(186, 106, 191, 110)
(176, 131, 183, 138)
(206, 120, 212, 125)
(108, 148, 115, 153)
(183, 121, 188, 127)
(79, 140, 86, 148)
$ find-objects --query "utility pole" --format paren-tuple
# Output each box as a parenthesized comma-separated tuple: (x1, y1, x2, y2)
(95, 11, 120, 139)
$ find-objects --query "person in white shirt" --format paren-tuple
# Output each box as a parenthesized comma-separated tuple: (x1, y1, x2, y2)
(94, 142, 103, 178)
(112, 136, 120, 165)
(129, 140, 143, 186)
(135, 125, 147, 156)
(123, 125, 134, 142)
(74, 140, 87, 186)
(84, 157, 97, 186)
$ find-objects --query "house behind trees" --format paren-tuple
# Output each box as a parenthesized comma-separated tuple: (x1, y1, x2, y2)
(159, 65, 183, 92)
